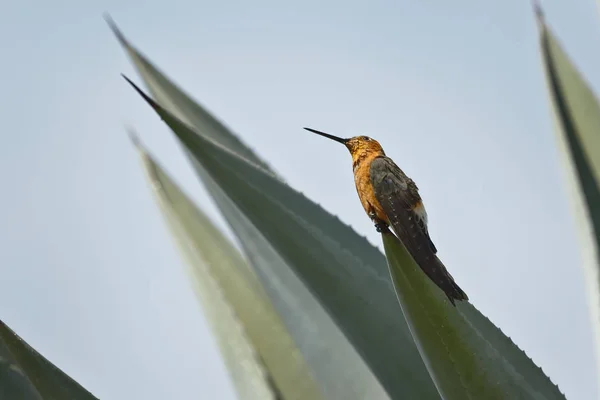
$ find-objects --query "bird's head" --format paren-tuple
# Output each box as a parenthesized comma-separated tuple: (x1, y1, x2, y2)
(304, 128, 385, 160)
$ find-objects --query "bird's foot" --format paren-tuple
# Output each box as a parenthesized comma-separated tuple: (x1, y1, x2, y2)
(369, 211, 389, 232)
(374, 222, 388, 233)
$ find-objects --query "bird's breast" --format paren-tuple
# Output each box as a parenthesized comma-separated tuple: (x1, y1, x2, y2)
(353, 157, 388, 224)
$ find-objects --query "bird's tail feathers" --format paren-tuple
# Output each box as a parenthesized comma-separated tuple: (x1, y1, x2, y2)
(434, 257, 468, 305)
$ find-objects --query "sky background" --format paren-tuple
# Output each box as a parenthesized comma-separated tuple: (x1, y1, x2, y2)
(2, 0, 600, 399)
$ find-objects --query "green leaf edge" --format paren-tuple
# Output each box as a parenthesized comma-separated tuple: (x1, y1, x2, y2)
(535, 4, 600, 382)
(0, 320, 98, 400)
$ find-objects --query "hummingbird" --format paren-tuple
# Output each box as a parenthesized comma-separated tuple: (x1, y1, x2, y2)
(304, 127, 468, 305)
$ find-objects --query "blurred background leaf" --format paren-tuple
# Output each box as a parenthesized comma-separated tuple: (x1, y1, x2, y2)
(0, 320, 98, 400)
(135, 134, 323, 400)
(536, 7, 600, 383)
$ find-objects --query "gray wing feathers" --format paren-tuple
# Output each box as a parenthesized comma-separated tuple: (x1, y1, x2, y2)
(370, 157, 468, 304)
(369, 157, 436, 253)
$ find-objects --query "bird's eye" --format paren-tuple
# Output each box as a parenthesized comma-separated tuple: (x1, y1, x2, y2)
(362, 136, 371, 141)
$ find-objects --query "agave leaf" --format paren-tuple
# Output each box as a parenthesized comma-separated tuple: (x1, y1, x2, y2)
(107, 20, 428, 397)
(110, 21, 396, 399)
(122, 74, 565, 399)
(106, 15, 276, 177)
(135, 119, 392, 399)
(381, 231, 562, 399)
(135, 136, 323, 400)
(536, 7, 600, 374)
(199, 184, 392, 400)
(0, 320, 98, 400)
(124, 77, 425, 399)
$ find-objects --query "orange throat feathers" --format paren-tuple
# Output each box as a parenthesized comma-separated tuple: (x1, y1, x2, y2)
(347, 142, 388, 225)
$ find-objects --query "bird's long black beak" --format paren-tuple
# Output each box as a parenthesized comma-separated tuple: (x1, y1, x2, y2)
(304, 127, 348, 145)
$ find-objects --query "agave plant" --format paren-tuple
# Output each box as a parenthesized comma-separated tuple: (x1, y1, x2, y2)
(2, 5, 598, 400)
(536, 7, 600, 382)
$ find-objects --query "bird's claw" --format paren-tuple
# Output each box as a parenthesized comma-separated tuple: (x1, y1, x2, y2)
(374, 222, 387, 233)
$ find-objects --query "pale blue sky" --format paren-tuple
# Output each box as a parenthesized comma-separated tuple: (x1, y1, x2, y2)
(2, 0, 600, 399)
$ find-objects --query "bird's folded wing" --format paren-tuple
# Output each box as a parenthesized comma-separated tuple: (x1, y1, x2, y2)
(369, 157, 437, 254)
